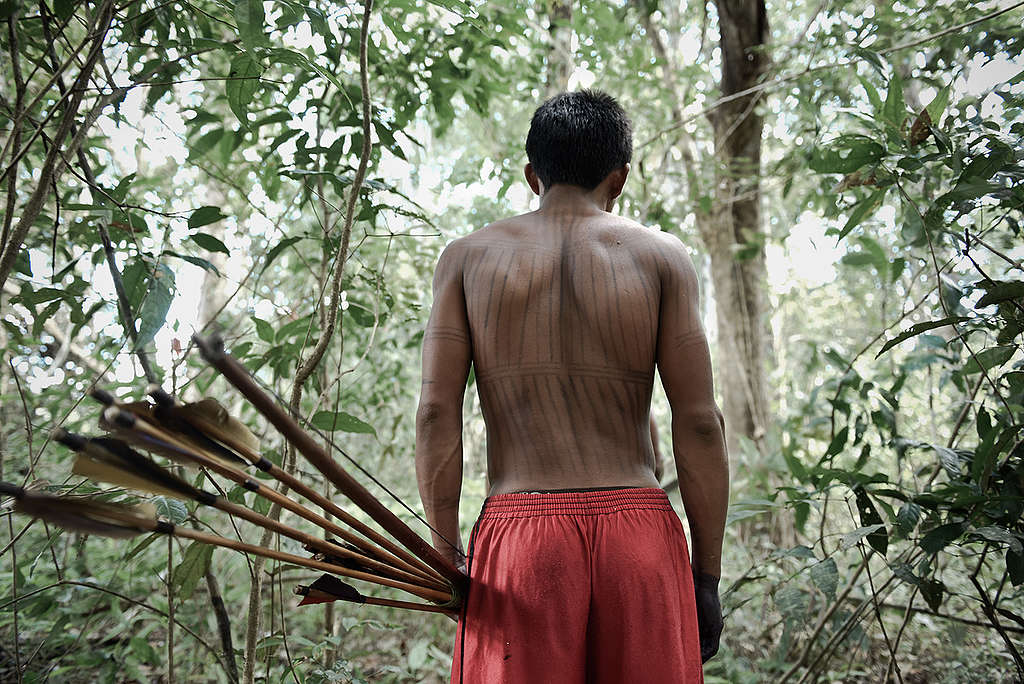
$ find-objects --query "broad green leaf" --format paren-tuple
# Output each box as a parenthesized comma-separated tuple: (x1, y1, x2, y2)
(234, 0, 267, 50)
(925, 84, 951, 124)
(920, 578, 944, 612)
(883, 68, 905, 127)
(825, 426, 848, 458)
(261, 236, 303, 274)
(962, 346, 1015, 375)
(170, 253, 221, 276)
(976, 281, 1024, 307)
(775, 584, 809, 622)
(33, 300, 61, 338)
(172, 541, 214, 601)
(839, 524, 884, 551)
(408, 639, 429, 671)
(895, 502, 920, 537)
(858, 75, 882, 116)
(136, 264, 175, 349)
(123, 533, 161, 561)
(310, 411, 377, 436)
(854, 486, 888, 555)
(189, 232, 230, 255)
(1008, 548, 1024, 586)
(970, 526, 1022, 554)
(253, 317, 275, 343)
(226, 53, 264, 129)
(876, 316, 967, 357)
(920, 521, 964, 554)
(154, 495, 189, 523)
(810, 557, 838, 601)
(188, 205, 226, 230)
(188, 128, 225, 161)
(809, 135, 885, 174)
(839, 188, 886, 239)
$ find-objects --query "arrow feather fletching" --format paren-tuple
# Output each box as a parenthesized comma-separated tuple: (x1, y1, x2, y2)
(13, 490, 155, 539)
(176, 398, 261, 454)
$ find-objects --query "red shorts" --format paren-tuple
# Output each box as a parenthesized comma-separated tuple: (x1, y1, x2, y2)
(451, 487, 704, 683)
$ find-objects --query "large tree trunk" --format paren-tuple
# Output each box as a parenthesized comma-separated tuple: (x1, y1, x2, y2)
(701, 0, 772, 459)
(545, 0, 573, 97)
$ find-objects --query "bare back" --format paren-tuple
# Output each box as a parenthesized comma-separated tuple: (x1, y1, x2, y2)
(440, 208, 676, 494)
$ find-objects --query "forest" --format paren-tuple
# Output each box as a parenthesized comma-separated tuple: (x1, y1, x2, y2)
(1, 0, 1023, 681)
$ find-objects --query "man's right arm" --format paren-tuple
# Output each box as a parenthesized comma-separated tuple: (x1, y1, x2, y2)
(654, 236, 729, 661)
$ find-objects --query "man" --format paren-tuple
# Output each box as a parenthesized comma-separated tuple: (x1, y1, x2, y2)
(415, 90, 729, 683)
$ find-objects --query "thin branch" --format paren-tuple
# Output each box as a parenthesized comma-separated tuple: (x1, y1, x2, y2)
(0, 0, 116, 291)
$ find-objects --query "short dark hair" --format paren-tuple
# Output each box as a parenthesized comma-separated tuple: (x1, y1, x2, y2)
(525, 90, 633, 191)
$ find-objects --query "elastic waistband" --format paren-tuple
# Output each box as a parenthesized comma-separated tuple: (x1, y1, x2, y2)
(480, 487, 672, 519)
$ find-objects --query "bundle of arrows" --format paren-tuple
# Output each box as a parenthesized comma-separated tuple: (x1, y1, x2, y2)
(0, 333, 465, 617)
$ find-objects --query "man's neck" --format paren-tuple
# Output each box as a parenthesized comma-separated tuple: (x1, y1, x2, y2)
(537, 184, 609, 214)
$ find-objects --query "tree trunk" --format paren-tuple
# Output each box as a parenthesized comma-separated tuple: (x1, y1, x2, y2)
(545, 0, 573, 97)
(701, 0, 772, 458)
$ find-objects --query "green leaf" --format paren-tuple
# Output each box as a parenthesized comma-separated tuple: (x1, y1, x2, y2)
(976, 281, 1024, 307)
(171, 253, 221, 276)
(970, 526, 1022, 554)
(261, 236, 303, 274)
(775, 584, 809, 622)
(253, 317, 275, 343)
(883, 68, 905, 127)
(895, 502, 920, 537)
(858, 75, 882, 116)
(123, 533, 161, 561)
(838, 189, 886, 239)
(187, 206, 226, 230)
(958, 145, 1010, 184)
(809, 135, 885, 174)
(136, 264, 175, 349)
(32, 300, 62, 338)
(310, 411, 377, 436)
(825, 426, 848, 458)
(153, 496, 189, 523)
(876, 316, 967, 357)
(234, 0, 267, 50)
(925, 84, 951, 124)
(226, 53, 263, 129)
(407, 639, 429, 671)
(189, 233, 230, 256)
(920, 521, 964, 554)
(810, 557, 838, 601)
(962, 346, 1015, 375)
(188, 128, 225, 161)
(920, 578, 944, 612)
(172, 541, 214, 601)
(839, 524, 885, 551)
(1008, 548, 1024, 586)
(854, 486, 888, 555)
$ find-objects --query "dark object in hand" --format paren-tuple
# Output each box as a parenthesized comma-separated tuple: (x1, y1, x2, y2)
(693, 571, 723, 663)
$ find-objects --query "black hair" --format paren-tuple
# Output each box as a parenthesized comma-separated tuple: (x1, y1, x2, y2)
(525, 89, 633, 191)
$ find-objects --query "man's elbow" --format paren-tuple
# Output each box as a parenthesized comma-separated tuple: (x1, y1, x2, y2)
(416, 399, 456, 431)
(680, 405, 725, 442)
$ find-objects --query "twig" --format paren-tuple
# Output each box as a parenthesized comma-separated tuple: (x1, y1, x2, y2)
(38, 4, 158, 383)
(877, 600, 1024, 634)
(0, 0, 116, 291)
(778, 550, 871, 682)
(8, 516, 22, 681)
(1, 13, 26, 255)
(167, 536, 175, 684)
(205, 568, 238, 682)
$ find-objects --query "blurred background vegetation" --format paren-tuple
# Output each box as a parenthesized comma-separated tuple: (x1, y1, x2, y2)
(1, 0, 1022, 681)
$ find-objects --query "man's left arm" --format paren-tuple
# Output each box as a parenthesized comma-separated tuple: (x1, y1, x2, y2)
(415, 241, 472, 568)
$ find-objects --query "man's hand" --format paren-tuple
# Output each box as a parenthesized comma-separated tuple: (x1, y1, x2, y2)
(693, 571, 723, 663)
